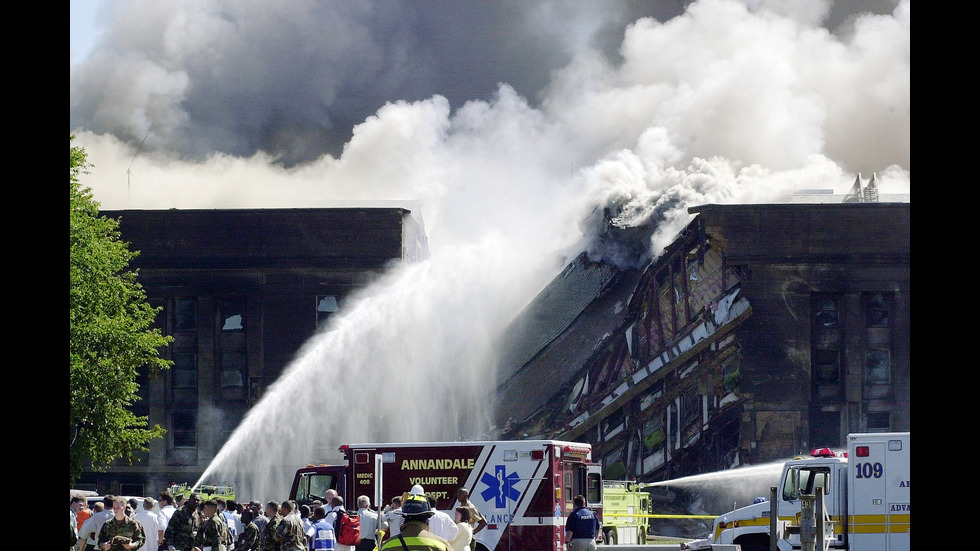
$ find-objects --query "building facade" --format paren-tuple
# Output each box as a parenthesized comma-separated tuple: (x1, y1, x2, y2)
(77, 207, 427, 496)
(493, 202, 910, 496)
(76, 200, 909, 504)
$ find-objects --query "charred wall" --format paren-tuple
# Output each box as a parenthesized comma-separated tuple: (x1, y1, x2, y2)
(495, 202, 910, 492)
(694, 203, 910, 461)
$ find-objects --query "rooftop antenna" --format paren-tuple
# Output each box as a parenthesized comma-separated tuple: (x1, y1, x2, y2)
(127, 130, 150, 203)
(844, 173, 863, 203)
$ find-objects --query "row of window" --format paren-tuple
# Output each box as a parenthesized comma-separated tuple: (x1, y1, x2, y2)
(155, 295, 340, 449)
(812, 293, 894, 389)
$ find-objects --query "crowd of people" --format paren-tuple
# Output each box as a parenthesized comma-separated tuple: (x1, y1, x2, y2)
(69, 486, 489, 551)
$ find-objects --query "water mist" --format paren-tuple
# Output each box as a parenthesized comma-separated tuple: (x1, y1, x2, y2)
(193, 238, 564, 501)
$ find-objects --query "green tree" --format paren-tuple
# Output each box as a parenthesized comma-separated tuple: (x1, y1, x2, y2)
(69, 136, 172, 484)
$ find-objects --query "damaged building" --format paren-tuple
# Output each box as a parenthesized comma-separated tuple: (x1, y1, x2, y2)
(492, 200, 910, 492)
(77, 191, 908, 503)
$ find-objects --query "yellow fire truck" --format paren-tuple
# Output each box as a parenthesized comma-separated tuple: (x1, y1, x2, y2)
(601, 480, 650, 544)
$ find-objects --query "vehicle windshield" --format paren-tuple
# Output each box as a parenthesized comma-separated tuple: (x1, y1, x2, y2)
(295, 472, 337, 505)
(782, 466, 830, 501)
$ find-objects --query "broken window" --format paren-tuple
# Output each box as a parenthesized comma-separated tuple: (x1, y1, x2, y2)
(172, 410, 196, 448)
(811, 294, 843, 401)
(219, 299, 247, 393)
(641, 413, 667, 474)
(813, 349, 841, 383)
(639, 380, 664, 411)
(681, 386, 700, 428)
(865, 293, 889, 327)
(221, 299, 245, 331)
(810, 410, 841, 448)
(721, 353, 741, 393)
(175, 297, 197, 330)
(169, 298, 198, 403)
(865, 350, 891, 385)
(221, 352, 245, 388)
(814, 297, 839, 328)
(172, 353, 197, 389)
(602, 408, 626, 441)
(866, 411, 891, 432)
(688, 247, 724, 322)
(317, 295, 339, 327)
(641, 416, 665, 451)
(603, 446, 627, 480)
(863, 293, 892, 388)
(565, 374, 589, 413)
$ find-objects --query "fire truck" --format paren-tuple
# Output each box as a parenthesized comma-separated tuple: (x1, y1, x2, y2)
(600, 480, 650, 544)
(687, 432, 910, 551)
(289, 440, 603, 551)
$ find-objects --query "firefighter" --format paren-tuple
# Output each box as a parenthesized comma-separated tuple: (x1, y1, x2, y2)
(379, 495, 451, 551)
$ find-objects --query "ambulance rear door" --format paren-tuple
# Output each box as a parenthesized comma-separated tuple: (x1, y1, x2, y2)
(847, 433, 910, 551)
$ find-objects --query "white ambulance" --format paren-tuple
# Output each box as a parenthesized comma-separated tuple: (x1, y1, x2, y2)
(691, 432, 909, 551)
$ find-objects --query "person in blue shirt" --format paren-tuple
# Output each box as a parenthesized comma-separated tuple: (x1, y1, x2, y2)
(309, 506, 337, 551)
(563, 495, 598, 551)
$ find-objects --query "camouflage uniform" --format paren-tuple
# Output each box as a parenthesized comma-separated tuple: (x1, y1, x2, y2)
(98, 516, 147, 550)
(194, 513, 232, 551)
(164, 504, 202, 551)
(262, 514, 282, 551)
(276, 514, 308, 551)
(236, 521, 260, 551)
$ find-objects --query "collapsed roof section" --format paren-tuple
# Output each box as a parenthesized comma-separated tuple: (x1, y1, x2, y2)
(492, 254, 640, 434)
(492, 210, 750, 440)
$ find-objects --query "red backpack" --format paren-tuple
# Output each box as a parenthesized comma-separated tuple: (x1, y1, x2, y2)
(333, 508, 361, 546)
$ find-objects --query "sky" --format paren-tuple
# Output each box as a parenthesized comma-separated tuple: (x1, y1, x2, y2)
(70, 0, 910, 497)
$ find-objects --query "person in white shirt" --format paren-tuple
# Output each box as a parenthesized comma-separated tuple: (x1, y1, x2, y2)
(449, 508, 474, 551)
(90, 497, 115, 549)
(156, 492, 176, 549)
(133, 497, 162, 551)
(322, 489, 338, 513)
(381, 496, 402, 541)
(425, 497, 458, 543)
(157, 492, 177, 527)
(324, 496, 353, 551)
(354, 495, 380, 551)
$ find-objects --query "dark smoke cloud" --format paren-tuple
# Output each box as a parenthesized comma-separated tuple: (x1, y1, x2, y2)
(71, 1, 899, 167)
(70, 1, 695, 165)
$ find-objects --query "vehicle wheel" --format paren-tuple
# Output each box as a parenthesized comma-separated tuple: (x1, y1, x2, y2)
(734, 534, 769, 551)
(602, 529, 617, 545)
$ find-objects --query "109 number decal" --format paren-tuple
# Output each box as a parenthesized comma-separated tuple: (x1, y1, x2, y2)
(854, 462, 883, 479)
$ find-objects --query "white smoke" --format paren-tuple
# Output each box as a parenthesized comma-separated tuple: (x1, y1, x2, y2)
(70, 0, 910, 500)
